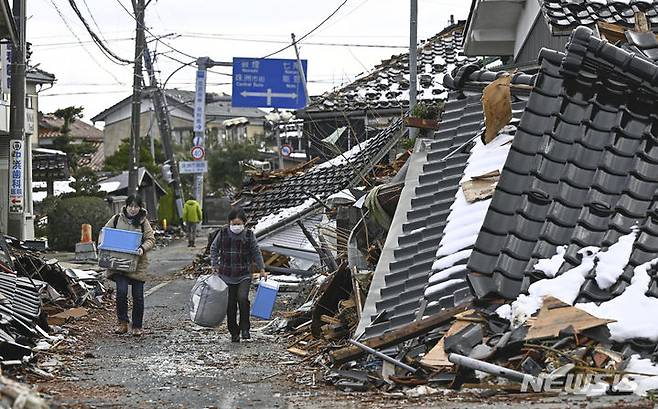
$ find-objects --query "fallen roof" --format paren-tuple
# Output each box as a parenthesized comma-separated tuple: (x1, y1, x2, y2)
(300, 22, 478, 115)
(357, 67, 535, 339)
(245, 118, 406, 237)
(468, 26, 658, 302)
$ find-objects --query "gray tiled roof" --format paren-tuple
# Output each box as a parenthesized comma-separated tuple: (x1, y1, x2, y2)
(360, 68, 535, 339)
(467, 26, 658, 302)
(304, 22, 479, 114)
(541, 0, 658, 33)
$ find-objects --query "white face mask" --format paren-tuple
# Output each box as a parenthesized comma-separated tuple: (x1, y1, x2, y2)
(230, 224, 245, 234)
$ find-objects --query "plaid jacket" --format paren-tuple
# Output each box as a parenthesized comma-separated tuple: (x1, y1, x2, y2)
(210, 226, 264, 278)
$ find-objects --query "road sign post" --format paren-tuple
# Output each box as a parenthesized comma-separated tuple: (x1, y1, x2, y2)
(231, 58, 307, 109)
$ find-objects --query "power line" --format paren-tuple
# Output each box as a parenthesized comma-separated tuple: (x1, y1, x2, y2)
(113, 0, 199, 61)
(174, 33, 406, 49)
(260, 0, 348, 59)
(81, 0, 109, 43)
(32, 36, 134, 48)
(67, 0, 133, 64)
(46, 0, 127, 84)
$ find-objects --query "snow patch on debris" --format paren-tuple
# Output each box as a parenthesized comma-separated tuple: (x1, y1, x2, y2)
(509, 246, 599, 327)
(424, 278, 465, 298)
(533, 245, 566, 278)
(593, 227, 638, 290)
(614, 355, 658, 396)
(32, 177, 76, 202)
(253, 198, 317, 234)
(577, 258, 658, 342)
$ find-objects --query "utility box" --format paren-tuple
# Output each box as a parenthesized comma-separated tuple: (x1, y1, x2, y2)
(98, 227, 142, 273)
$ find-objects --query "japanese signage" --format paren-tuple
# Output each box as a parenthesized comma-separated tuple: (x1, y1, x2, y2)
(0, 43, 10, 94)
(193, 69, 207, 132)
(231, 57, 308, 109)
(9, 139, 23, 214)
(179, 160, 208, 174)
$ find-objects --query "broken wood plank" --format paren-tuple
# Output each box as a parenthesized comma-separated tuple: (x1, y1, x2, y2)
(525, 297, 614, 341)
(420, 319, 471, 368)
(287, 347, 308, 357)
(320, 315, 342, 325)
(635, 11, 650, 32)
(330, 304, 469, 364)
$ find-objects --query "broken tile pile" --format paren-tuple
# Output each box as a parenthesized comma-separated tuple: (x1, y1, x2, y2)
(274, 26, 658, 400)
(0, 236, 107, 366)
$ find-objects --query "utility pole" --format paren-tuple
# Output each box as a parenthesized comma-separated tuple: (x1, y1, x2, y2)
(408, 0, 418, 138)
(142, 39, 185, 221)
(291, 33, 310, 107)
(192, 57, 231, 202)
(7, 0, 26, 239)
(128, 0, 145, 197)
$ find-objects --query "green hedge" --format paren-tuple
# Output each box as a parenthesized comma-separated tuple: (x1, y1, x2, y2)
(47, 196, 113, 251)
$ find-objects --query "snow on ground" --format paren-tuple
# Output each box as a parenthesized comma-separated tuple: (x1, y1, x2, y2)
(614, 355, 658, 396)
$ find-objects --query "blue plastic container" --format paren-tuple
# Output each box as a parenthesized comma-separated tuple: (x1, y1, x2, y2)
(251, 279, 279, 320)
(98, 227, 142, 254)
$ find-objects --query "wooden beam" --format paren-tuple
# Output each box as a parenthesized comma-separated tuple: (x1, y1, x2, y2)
(329, 304, 469, 364)
(635, 11, 650, 33)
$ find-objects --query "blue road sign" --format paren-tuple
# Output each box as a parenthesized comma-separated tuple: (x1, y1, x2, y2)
(232, 57, 307, 109)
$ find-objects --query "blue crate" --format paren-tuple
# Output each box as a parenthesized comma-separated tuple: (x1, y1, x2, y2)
(98, 227, 142, 254)
(251, 279, 279, 320)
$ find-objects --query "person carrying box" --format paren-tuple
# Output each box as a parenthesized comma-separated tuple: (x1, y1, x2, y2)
(182, 198, 203, 247)
(210, 207, 267, 343)
(103, 195, 156, 337)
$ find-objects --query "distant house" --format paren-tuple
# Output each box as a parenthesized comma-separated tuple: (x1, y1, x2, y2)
(91, 89, 267, 159)
(37, 113, 105, 170)
(98, 167, 166, 217)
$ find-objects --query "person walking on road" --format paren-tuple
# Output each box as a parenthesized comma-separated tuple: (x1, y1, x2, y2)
(182, 198, 203, 247)
(210, 207, 267, 343)
(103, 195, 156, 337)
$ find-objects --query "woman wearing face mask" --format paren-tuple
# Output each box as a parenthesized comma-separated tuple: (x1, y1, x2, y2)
(103, 194, 156, 337)
(210, 207, 267, 343)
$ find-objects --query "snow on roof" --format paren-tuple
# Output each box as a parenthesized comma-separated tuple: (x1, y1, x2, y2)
(32, 178, 75, 203)
(253, 197, 317, 235)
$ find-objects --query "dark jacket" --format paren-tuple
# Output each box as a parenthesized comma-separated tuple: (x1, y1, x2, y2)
(209, 226, 265, 280)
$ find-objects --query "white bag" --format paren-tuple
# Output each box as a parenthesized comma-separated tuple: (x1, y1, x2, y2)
(189, 274, 228, 327)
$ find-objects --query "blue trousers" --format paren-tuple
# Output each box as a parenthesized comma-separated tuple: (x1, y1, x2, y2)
(114, 274, 145, 328)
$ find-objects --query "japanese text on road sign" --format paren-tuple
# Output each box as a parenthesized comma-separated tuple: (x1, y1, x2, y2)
(231, 57, 307, 109)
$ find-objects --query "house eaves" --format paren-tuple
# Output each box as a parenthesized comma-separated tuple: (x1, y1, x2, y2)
(464, 0, 539, 58)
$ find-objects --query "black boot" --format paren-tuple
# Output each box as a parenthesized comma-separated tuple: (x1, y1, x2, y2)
(231, 333, 240, 343)
(241, 329, 250, 340)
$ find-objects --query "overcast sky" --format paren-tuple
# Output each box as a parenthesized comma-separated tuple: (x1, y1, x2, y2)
(27, 0, 471, 124)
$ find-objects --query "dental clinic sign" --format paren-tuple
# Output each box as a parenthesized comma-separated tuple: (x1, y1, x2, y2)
(9, 139, 24, 214)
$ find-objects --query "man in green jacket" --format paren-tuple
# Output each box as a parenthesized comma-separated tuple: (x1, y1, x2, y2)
(182, 199, 203, 247)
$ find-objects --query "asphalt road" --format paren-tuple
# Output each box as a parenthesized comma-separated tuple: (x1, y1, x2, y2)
(39, 231, 653, 409)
